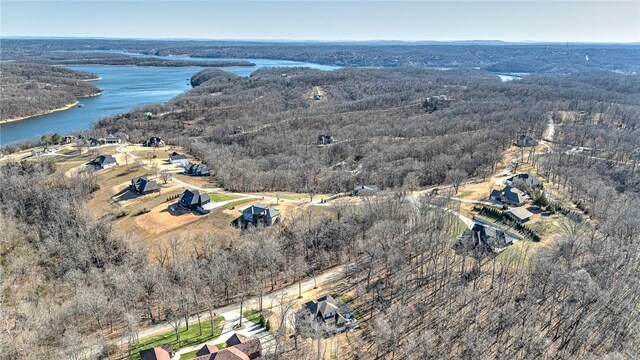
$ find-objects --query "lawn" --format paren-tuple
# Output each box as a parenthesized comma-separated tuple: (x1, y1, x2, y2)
(242, 309, 263, 325)
(130, 315, 224, 360)
(224, 198, 256, 209)
(208, 193, 240, 202)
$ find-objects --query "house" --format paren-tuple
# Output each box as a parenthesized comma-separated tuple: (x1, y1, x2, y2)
(179, 189, 211, 210)
(241, 204, 281, 227)
(490, 186, 529, 206)
(140, 344, 173, 360)
(100, 133, 123, 144)
(233, 126, 244, 135)
(502, 186, 529, 206)
(515, 134, 538, 147)
(507, 207, 534, 223)
(130, 176, 160, 195)
(89, 155, 118, 170)
(31, 149, 45, 157)
(313, 94, 322, 100)
(185, 163, 211, 176)
(195, 334, 262, 360)
(317, 135, 334, 145)
(143, 137, 165, 147)
(61, 135, 75, 144)
(455, 223, 512, 258)
(297, 295, 357, 336)
(351, 184, 379, 196)
(169, 152, 189, 167)
(88, 137, 101, 147)
(507, 173, 542, 189)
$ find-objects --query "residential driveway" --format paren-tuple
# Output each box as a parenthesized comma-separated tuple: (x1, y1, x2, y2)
(172, 310, 275, 359)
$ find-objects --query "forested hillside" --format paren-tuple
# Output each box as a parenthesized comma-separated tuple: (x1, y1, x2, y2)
(96, 67, 640, 195)
(0, 63, 101, 121)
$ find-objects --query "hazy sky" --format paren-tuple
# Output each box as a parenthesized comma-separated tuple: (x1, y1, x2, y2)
(1, 1, 639, 42)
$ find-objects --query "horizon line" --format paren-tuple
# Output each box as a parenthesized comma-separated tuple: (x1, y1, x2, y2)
(2, 35, 639, 45)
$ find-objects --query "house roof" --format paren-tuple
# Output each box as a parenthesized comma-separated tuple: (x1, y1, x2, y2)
(196, 344, 219, 357)
(502, 186, 527, 204)
(232, 339, 262, 359)
(180, 189, 210, 206)
(507, 207, 534, 221)
(303, 295, 351, 324)
(91, 155, 117, 166)
(242, 204, 280, 217)
(508, 173, 541, 187)
(353, 184, 379, 191)
(490, 189, 502, 198)
(170, 152, 188, 161)
(140, 345, 172, 360)
(195, 338, 260, 360)
(187, 163, 210, 174)
(226, 333, 249, 347)
(456, 223, 509, 257)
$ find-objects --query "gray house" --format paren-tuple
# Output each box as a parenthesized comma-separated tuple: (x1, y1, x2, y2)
(515, 134, 538, 148)
(241, 204, 281, 227)
(89, 155, 118, 169)
(169, 152, 189, 167)
(185, 163, 211, 177)
(130, 176, 160, 195)
(179, 189, 210, 210)
(490, 186, 529, 206)
(143, 137, 165, 147)
(352, 184, 379, 196)
(455, 223, 512, 258)
(297, 295, 357, 336)
(507, 173, 542, 189)
(101, 133, 123, 145)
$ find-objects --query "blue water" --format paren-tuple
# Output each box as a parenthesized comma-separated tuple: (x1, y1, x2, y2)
(0, 57, 339, 145)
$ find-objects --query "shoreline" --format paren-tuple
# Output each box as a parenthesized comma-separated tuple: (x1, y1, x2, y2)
(0, 101, 80, 124)
(0, 90, 103, 124)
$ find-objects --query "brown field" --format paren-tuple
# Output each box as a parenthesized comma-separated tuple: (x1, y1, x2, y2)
(133, 203, 202, 234)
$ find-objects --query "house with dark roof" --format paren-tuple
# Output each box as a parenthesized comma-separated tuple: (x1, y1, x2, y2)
(140, 344, 173, 360)
(351, 184, 379, 196)
(169, 152, 189, 167)
(297, 295, 357, 336)
(317, 135, 334, 145)
(130, 176, 160, 195)
(515, 134, 538, 147)
(89, 155, 118, 170)
(507, 173, 542, 189)
(194, 333, 262, 360)
(240, 204, 281, 227)
(185, 163, 211, 176)
(490, 186, 529, 206)
(179, 189, 211, 210)
(143, 137, 165, 147)
(455, 223, 512, 258)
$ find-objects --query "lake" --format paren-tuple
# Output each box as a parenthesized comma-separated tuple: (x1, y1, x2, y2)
(0, 58, 339, 145)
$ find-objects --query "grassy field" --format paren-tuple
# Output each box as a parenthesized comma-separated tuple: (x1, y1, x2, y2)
(208, 193, 240, 202)
(130, 316, 224, 360)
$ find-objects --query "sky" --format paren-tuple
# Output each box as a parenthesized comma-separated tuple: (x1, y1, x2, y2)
(1, 1, 639, 43)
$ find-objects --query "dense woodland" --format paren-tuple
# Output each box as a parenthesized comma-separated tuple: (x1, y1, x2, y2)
(96, 66, 640, 195)
(0, 63, 101, 121)
(1, 40, 639, 359)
